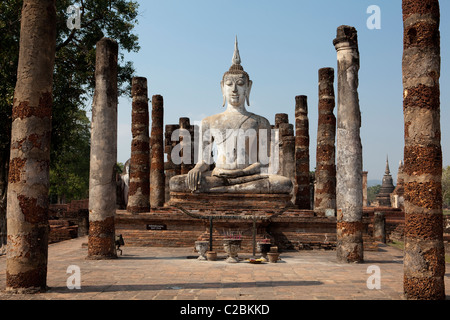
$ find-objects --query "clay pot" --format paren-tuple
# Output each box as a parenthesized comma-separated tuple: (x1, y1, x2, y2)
(267, 252, 280, 263)
(206, 251, 217, 261)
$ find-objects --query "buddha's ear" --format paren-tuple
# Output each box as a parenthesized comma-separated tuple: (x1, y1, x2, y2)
(221, 80, 226, 107)
(246, 80, 253, 106)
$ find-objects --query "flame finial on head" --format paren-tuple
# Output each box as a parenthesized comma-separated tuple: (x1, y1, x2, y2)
(223, 36, 249, 81)
(221, 36, 252, 107)
(232, 36, 241, 66)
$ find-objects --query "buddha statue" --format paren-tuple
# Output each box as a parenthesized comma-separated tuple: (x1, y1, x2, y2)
(169, 38, 293, 195)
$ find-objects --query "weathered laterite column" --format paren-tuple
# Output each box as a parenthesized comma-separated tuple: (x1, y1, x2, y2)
(279, 121, 295, 202)
(294, 96, 311, 209)
(279, 123, 295, 179)
(179, 117, 194, 175)
(373, 212, 386, 244)
(6, 0, 56, 293)
(333, 26, 364, 263)
(88, 38, 119, 260)
(150, 95, 165, 208)
(362, 171, 368, 207)
(275, 113, 289, 129)
(402, 0, 445, 300)
(127, 77, 150, 214)
(274, 114, 295, 185)
(314, 68, 337, 217)
(164, 124, 180, 203)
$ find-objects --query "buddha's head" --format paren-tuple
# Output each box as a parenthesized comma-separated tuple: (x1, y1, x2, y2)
(221, 37, 253, 108)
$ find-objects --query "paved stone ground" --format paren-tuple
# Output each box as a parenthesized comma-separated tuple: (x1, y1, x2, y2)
(0, 236, 448, 301)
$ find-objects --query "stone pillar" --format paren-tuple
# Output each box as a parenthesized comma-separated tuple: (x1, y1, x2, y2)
(294, 96, 311, 209)
(150, 95, 165, 208)
(314, 68, 337, 217)
(402, 0, 445, 300)
(333, 26, 364, 263)
(373, 212, 386, 244)
(275, 113, 295, 183)
(179, 117, 194, 175)
(164, 124, 180, 202)
(78, 209, 89, 237)
(88, 38, 119, 260)
(192, 124, 200, 168)
(275, 113, 289, 128)
(6, 0, 56, 293)
(127, 77, 150, 214)
(274, 114, 292, 177)
(362, 171, 368, 207)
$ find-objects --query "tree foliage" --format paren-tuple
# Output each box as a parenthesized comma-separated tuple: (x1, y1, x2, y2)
(443, 166, 450, 209)
(367, 185, 381, 206)
(0, 0, 140, 203)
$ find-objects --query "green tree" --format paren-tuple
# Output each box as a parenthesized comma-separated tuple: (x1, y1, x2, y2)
(443, 166, 450, 209)
(0, 0, 140, 249)
(0, 0, 21, 253)
(49, 0, 140, 202)
(49, 109, 91, 203)
(367, 185, 381, 206)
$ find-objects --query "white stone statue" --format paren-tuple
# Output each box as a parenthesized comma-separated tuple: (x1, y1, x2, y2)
(120, 160, 130, 206)
(170, 38, 292, 194)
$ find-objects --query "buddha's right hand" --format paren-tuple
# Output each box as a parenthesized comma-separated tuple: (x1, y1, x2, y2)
(187, 168, 202, 192)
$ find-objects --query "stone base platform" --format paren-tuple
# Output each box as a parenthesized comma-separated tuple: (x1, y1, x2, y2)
(115, 206, 379, 253)
(168, 192, 294, 210)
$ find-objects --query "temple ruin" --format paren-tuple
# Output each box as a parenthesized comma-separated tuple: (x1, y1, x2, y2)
(2, 0, 447, 301)
(374, 158, 396, 207)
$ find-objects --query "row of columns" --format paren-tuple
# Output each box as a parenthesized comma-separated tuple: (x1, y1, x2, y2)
(4, 0, 445, 300)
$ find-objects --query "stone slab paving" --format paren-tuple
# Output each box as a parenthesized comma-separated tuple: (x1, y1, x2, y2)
(0, 236, 449, 301)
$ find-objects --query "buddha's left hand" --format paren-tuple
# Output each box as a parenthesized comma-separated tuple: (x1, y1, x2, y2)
(214, 168, 245, 178)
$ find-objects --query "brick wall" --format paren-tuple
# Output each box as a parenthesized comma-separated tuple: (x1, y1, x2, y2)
(48, 199, 89, 244)
(115, 208, 378, 253)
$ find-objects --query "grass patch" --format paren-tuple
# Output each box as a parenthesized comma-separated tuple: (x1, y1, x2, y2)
(444, 210, 450, 216)
(388, 240, 404, 251)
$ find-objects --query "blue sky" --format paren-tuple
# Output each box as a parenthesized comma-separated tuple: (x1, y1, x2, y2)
(115, 0, 450, 184)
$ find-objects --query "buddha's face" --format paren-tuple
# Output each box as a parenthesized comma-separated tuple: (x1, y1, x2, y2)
(221, 74, 252, 108)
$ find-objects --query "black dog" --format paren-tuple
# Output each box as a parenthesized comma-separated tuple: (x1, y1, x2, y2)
(115, 234, 125, 256)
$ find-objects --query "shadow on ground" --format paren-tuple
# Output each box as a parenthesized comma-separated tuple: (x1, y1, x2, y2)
(46, 280, 323, 294)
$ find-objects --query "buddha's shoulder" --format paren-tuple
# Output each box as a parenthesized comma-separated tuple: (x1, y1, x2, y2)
(246, 112, 271, 127)
(202, 111, 271, 127)
(201, 113, 224, 125)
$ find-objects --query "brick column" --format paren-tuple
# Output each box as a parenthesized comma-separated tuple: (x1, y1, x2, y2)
(333, 26, 364, 263)
(150, 95, 165, 208)
(314, 68, 337, 216)
(127, 77, 150, 214)
(373, 212, 386, 244)
(6, 0, 56, 293)
(164, 124, 180, 202)
(179, 117, 194, 175)
(88, 38, 119, 260)
(275, 113, 289, 129)
(294, 96, 311, 209)
(274, 114, 288, 176)
(362, 171, 368, 207)
(402, 0, 445, 300)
